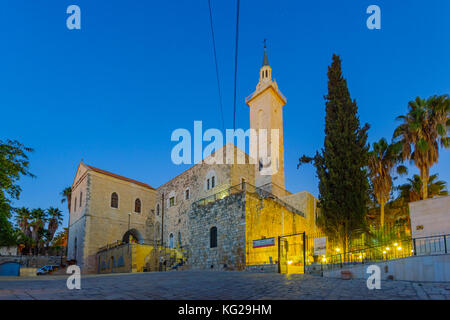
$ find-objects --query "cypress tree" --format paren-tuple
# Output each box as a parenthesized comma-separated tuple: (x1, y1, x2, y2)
(299, 54, 370, 251)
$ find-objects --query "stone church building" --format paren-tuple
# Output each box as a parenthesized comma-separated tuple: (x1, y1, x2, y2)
(67, 48, 319, 273)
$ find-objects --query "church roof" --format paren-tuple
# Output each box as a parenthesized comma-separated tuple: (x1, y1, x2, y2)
(85, 164, 155, 190)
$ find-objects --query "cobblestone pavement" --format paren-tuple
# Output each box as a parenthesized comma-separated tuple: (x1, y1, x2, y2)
(0, 271, 449, 300)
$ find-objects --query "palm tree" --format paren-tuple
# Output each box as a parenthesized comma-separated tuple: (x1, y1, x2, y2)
(367, 138, 407, 226)
(30, 208, 47, 255)
(60, 187, 72, 213)
(46, 207, 63, 248)
(398, 174, 448, 202)
(15, 207, 32, 238)
(393, 95, 449, 199)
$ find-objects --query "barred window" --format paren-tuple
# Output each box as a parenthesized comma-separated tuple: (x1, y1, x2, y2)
(210, 226, 217, 248)
(135, 198, 141, 213)
(111, 192, 119, 208)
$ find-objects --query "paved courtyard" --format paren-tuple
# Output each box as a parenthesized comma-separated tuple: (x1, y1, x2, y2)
(0, 271, 449, 300)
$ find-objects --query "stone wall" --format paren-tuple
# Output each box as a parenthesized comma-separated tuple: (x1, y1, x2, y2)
(188, 192, 246, 270)
(321, 254, 450, 282)
(281, 191, 318, 233)
(246, 191, 313, 266)
(0, 256, 64, 268)
(96, 243, 185, 274)
(0, 246, 18, 256)
(410, 196, 450, 238)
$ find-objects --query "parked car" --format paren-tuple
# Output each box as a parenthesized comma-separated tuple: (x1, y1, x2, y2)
(36, 265, 59, 275)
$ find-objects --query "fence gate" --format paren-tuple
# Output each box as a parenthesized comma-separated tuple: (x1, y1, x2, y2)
(278, 232, 306, 274)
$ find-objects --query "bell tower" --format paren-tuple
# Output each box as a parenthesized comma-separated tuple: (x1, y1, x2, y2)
(246, 44, 287, 196)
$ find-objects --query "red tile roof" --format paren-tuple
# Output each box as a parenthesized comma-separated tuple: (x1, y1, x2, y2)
(85, 164, 155, 190)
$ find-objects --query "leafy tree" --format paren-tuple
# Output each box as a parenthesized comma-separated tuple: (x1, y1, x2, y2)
(0, 139, 34, 246)
(52, 227, 68, 247)
(298, 54, 370, 251)
(367, 139, 407, 226)
(60, 187, 72, 213)
(393, 95, 449, 199)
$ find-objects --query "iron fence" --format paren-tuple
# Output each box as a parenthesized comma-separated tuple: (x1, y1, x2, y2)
(314, 234, 449, 272)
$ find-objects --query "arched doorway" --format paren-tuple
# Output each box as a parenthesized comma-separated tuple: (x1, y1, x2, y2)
(122, 228, 144, 244)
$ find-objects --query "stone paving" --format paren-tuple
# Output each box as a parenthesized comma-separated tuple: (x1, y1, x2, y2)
(0, 271, 450, 300)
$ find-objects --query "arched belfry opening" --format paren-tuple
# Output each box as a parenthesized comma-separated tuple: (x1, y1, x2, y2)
(122, 228, 144, 244)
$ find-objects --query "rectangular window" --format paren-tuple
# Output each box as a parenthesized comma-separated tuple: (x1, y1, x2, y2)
(185, 189, 190, 200)
(207, 179, 210, 190)
(169, 197, 175, 207)
(241, 178, 246, 190)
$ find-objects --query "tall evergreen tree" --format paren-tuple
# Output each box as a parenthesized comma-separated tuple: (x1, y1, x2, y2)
(299, 54, 370, 251)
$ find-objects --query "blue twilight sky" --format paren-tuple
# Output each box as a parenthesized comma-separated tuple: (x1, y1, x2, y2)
(1, 0, 449, 231)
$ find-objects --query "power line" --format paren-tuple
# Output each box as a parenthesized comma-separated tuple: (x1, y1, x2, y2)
(233, 0, 240, 131)
(207, 0, 225, 132)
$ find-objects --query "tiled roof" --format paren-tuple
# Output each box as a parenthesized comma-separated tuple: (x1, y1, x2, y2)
(85, 164, 155, 190)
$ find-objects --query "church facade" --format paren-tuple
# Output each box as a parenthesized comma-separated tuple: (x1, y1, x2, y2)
(67, 48, 319, 273)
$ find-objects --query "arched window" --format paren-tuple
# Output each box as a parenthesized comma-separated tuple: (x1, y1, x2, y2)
(210, 227, 217, 248)
(205, 170, 217, 191)
(135, 198, 141, 213)
(169, 233, 174, 249)
(111, 192, 119, 208)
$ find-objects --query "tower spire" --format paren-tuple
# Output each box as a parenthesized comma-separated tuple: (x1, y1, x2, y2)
(262, 39, 269, 66)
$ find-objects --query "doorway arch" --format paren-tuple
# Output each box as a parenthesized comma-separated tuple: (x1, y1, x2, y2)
(122, 228, 144, 244)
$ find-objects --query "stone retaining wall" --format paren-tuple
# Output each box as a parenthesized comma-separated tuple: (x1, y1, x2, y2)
(188, 192, 246, 270)
(321, 254, 450, 282)
(0, 256, 64, 268)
